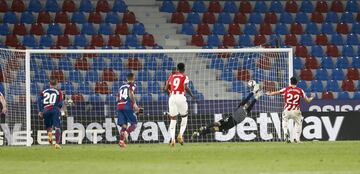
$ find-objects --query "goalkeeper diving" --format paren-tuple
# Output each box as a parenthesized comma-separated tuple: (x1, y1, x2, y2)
(192, 81, 262, 138)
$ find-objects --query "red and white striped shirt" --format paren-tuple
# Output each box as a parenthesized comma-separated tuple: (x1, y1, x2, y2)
(279, 86, 305, 111)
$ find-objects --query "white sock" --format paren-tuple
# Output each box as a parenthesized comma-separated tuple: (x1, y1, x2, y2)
(294, 121, 303, 142)
(179, 117, 188, 136)
(282, 119, 289, 139)
(169, 120, 177, 141)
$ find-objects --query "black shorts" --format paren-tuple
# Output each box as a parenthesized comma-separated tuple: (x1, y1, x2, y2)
(219, 116, 238, 132)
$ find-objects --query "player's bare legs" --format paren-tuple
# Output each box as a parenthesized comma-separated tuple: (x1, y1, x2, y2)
(169, 116, 177, 147)
(47, 128, 53, 145)
(119, 125, 128, 148)
(177, 114, 188, 145)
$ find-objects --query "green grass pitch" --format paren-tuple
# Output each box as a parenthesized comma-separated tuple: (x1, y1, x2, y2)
(1, 141, 359, 174)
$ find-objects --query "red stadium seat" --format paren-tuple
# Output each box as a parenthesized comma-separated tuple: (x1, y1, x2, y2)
(115, 23, 129, 35)
(290, 22, 304, 34)
(30, 23, 45, 35)
(96, 0, 110, 12)
(171, 12, 185, 24)
(6, 57, 20, 71)
(208, 0, 222, 13)
(11, 0, 25, 12)
(336, 23, 349, 34)
(197, 23, 210, 35)
(177, 0, 191, 13)
(304, 56, 319, 69)
(56, 35, 70, 47)
(264, 12, 278, 24)
(326, 45, 340, 57)
(228, 23, 241, 35)
(223, 34, 236, 47)
(253, 34, 267, 46)
(285, 34, 298, 46)
(357, 13, 360, 22)
(128, 57, 141, 70)
(5, 35, 19, 47)
(62, 0, 76, 12)
(322, 92, 334, 100)
(264, 81, 276, 92)
(0, 69, 4, 82)
(88, 11, 103, 24)
(257, 57, 271, 70)
(239, 1, 252, 13)
(341, 80, 356, 92)
(191, 34, 205, 46)
(95, 81, 110, 94)
(311, 12, 324, 23)
(142, 34, 155, 46)
(50, 70, 65, 82)
(233, 12, 247, 24)
(37, 11, 52, 24)
(75, 58, 89, 70)
(285, 0, 298, 13)
(347, 68, 360, 80)
(55, 11, 70, 24)
(13, 23, 27, 35)
(0, 0, 8, 12)
(315, 34, 328, 45)
(259, 23, 273, 35)
(300, 69, 314, 81)
(16, 45, 26, 50)
(108, 34, 122, 47)
(102, 68, 117, 81)
(122, 11, 136, 24)
(315, 0, 328, 13)
(64, 23, 79, 35)
(237, 70, 250, 81)
(49, 46, 63, 58)
(71, 93, 85, 103)
(202, 12, 216, 24)
(84, 45, 97, 58)
(91, 34, 104, 47)
(330, 0, 344, 12)
(295, 45, 308, 57)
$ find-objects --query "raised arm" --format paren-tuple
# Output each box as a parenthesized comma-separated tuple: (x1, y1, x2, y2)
(266, 90, 283, 96)
(303, 93, 315, 103)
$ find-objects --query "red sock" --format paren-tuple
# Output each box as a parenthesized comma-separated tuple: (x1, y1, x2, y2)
(119, 128, 126, 141)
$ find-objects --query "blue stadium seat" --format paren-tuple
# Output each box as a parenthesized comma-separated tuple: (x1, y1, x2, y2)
(154, 70, 167, 81)
(253, 1, 268, 13)
(0, 24, 10, 35)
(160, 0, 176, 13)
(346, 33, 358, 45)
(125, 34, 138, 47)
(135, 82, 144, 94)
(210, 58, 224, 70)
(320, 57, 334, 69)
(42, 58, 56, 70)
(212, 23, 226, 35)
(269, 1, 283, 13)
(132, 23, 146, 35)
(39, 35, 53, 47)
(337, 91, 350, 99)
(20, 11, 35, 24)
(8, 83, 25, 95)
(92, 57, 106, 70)
(295, 12, 309, 24)
(331, 68, 345, 80)
(351, 22, 360, 34)
(79, 0, 93, 12)
(352, 56, 360, 68)
(326, 80, 341, 92)
(22, 35, 38, 47)
(161, 57, 174, 70)
(112, 0, 127, 12)
(105, 12, 120, 24)
(243, 23, 258, 35)
(330, 33, 344, 45)
(310, 80, 324, 92)
(325, 12, 338, 23)
(34, 70, 48, 83)
(140, 93, 152, 103)
(232, 81, 246, 92)
(81, 23, 96, 35)
(311, 45, 324, 57)
(336, 57, 349, 69)
(85, 70, 99, 82)
(321, 22, 334, 34)
(31, 83, 40, 95)
(340, 12, 354, 23)
(274, 23, 289, 35)
(137, 70, 152, 81)
(345, 0, 358, 12)
(238, 34, 253, 46)
(119, 69, 131, 81)
(354, 92, 360, 99)
(242, 57, 256, 69)
(89, 94, 103, 102)
(299, 0, 314, 13)
(16, 71, 25, 82)
(207, 34, 221, 47)
(269, 34, 282, 46)
(226, 58, 239, 70)
(342, 45, 354, 57)
(98, 23, 113, 35)
(47, 23, 62, 35)
(248, 12, 263, 24)
(188, 81, 196, 92)
(181, 23, 196, 35)
(297, 80, 309, 92)
(74, 34, 88, 47)
(220, 68, 235, 81)
(109, 58, 123, 70)
(68, 70, 83, 81)
(253, 69, 265, 82)
(78, 81, 94, 94)
(72, 12, 87, 24)
(315, 68, 329, 80)
(305, 22, 319, 34)
(217, 12, 232, 24)
(111, 81, 121, 94)
(3, 12, 18, 24)
(28, 0, 42, 12)
(147, 81, 160, 94)
(158, 93, 169, 102)
(45, 0, 59, 12)
(294, 57, 303, 69)
(192, 1, 206, 13)
(186, 12, 201, 24)
(143, 57, 157, 70)
(299, 34, 314, 46)
(223, 1, 238, 13)
(279, 12, 293, 24)
(61, 82, 75, 95)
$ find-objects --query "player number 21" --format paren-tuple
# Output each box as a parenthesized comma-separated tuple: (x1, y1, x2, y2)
(43, 93, 57, 104)
(286, 93, 300, 105)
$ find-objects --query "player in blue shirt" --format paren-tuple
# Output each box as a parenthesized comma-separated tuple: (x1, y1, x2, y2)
(37, 77, 64, 149)
(116, 73, 140, 148)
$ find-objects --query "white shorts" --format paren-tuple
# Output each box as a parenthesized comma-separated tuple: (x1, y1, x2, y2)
(282, 109, 302, 124)
(168, 94, 188, 116)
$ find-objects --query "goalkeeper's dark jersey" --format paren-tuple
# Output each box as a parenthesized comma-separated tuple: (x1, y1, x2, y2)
(231, 106, 248, 123)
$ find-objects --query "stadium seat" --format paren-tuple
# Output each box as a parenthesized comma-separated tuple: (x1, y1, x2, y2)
(71, 93, 85, 102)
(345, 0, 358, 12)
(55, 11, 70, 24)
(123, 11, 136, 24)
(62, 0, 76, 12)
(311, 11, 324, 23)
(197, 23, 210, 35)
(58, 58, 73, 71)
(299, 34, 314, 46)
(315, 34, 328, 45)
(322, 92, 334, 99)
(347, 68, 360, 80)
(326, 80, 341, 92)
(336, 23, 349, 34)
(299, 0, 314, 12)
(340, 12, 354, 23)
(177, 0, 191, 13)
(207, 34, 221, 47)
(233, 12, 247, 24)
(56, 35, 70, 47)
(161, 57, 174, 70)
(84, 70, 99, 82)
(223, 1, 238, 13)
(79, 0, 93, 12)
(171, 12, 185, 24)
(285, 0, 298, 13)
(284, 34, 298, 46)
(295, 12, 309, 24)
(139, 93, 152, 103)
(102, 68, 116, 81)
(297, 80, 309, 92)
(239, 1, 251, 13)
(331, 68, 345, 80)
(212, 23, 226, 35)
(28, 0, 42, 12)
(13, 23, 27, 35)
(12, 0, 26, 12)
(326, 45, 339, 57)
(88, 11, 103, 24)
(208, 0, 222, 13)
(128, 57, 141, 70)
(305, 22, 319, 34)
(96, 0, 110, 12)
(336, 57, 349, 69)
(71, 12, 87, 24)
(50, 70, 65, 82)
(143, 56, 157, 70)
(147, 81, 160, 94)
(22, 35, 37, 47)
(238, 34, 252, 47)
(310, 80, 324, 92)
(228, 23, 241, 35)
(346, 33, 358, 45)
(320, 56, 334, 69)
(315, 68, 329, 80)
(248, 12, 263, 24)
(253, 1, 267, 13)
(132, 23, 146, 35)
(342, 45, 354, 57)
(259, 23, 273, 35)
(232, 80, 246, 93)
(342, 80, 356, 92)
(300, 69, 314, 81)
(64, 23, 79, 35)
(351, 22, 360, 34)
(218, 12, 232, 24)
(0, 23, 9, 35)
(20, 11, 34, 24)
(47, 23, 62, 35)
(181, 23, 196, 35)
(293, 57, 303, 69)
(220, 68, 235, 81)
(154, 70, 167, 81)
(223, 34, 236, 47)
(61, 81, 76, 95)
(331, 0, 344, 12)
(37, 11, 51, 23)
(253, 34, 266, 46)
(3, 11, 18, 24)
(98, 23, 113, 35)
(114, 23, 129, 35)
(73, 34, 87, 47)
(191, 34, 205, 46)
(137, 70, 152, 81)
(269, 1, 283, 13)
(263, 12, 277, 24)
(104, 12, 119, 24)
(192, 1, 206, 13)
(45, 0, 59, 12)
(5, 34, 19, 47)
(81, 23, 96, 35)
(337, 91, 350, 99)
(39, 34, 53, 47)
(243, 23, 258, 35)
(160, 1, 175, 13)
(33, 69, 48, 83)
(210, 58, 224, 70)
(91, 34, 104, 47)
(142, 34, 155, 47)
(273, 23, 287, 35)
(311, 45, 324, 57)
(186, 12, 201, 24)
(325, 11, 338, 23)
(354, 92, 360, 99)
(95, 81, 110, 94)
(352, 56, 360, 68)
(330, 33, 343, 45)
(202, 12, 215, 24)
(75, 58, 90, 70)
(315, 0, 328, 13)
(112, 0, 127, 12)
(92, 57, 106, 70)
(290, 22, 303, 34)
(237, 69, 250, 82)
(0, 0, 7, 12)
(124, 34, 138, 47)
(279, 12, 293, 24)
(304, 56, 318, 69)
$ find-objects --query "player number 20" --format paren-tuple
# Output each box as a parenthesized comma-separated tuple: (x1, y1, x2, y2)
(43, 93, 57, 104)
(286, 93, 300, 105)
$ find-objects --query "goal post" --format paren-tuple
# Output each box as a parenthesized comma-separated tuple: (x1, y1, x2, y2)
(0, 48, 293, 146)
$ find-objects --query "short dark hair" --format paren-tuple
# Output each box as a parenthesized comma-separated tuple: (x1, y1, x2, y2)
(290, 77, 298, 85)
(126, 73, 135, 81)
(50, 77, 58, 86)
(177, 63, 185, 72)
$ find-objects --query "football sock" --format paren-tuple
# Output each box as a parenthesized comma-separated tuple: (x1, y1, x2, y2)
(179, 116, 188, 136)
(119, 127, 127, 141)
(55, 128, 61, 144)
(126, 124, 137, 133)
(169, 120, 176, 141)
(47, 128, 53, 143)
